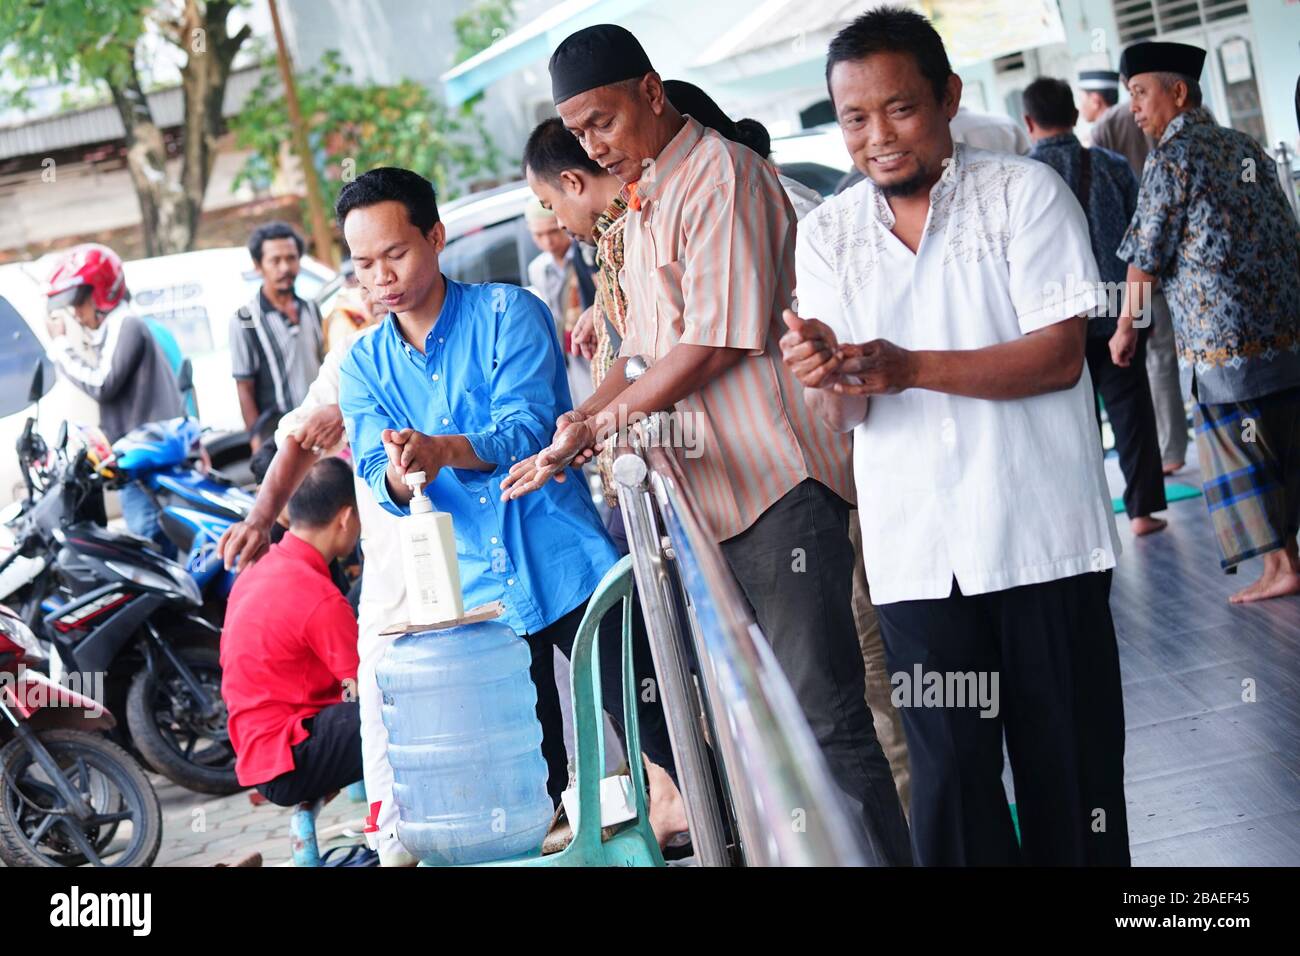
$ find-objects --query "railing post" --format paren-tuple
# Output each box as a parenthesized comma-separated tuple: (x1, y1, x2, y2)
(1276, 142, 1300, 221)
(614, 448, 732, 867)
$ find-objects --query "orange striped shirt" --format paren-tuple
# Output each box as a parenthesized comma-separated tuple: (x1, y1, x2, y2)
(618, 117, 854, 541)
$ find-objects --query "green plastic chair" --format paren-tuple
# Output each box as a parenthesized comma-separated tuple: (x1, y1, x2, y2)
(484, 555, 665, 868)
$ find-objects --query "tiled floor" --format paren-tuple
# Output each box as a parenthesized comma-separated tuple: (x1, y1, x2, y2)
(1047, 441, 1300, 865)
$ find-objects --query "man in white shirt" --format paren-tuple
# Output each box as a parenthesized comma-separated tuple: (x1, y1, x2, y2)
(781, 8, 1128, 866)
(948, 104, 1031, 154)
(217, 299, 419, 866)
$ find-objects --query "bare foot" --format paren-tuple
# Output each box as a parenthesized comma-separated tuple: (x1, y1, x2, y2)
(1234, 571, 1300, 603)
(1162, 461, 1184, 476)
(1130, 515, 1168, 536)
(1230, 551, 1300, 603)
(644, 757, 689, 847)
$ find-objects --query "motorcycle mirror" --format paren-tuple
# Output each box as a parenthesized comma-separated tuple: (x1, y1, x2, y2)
(176, 358, 194, 397)
(56, 421, 68, 451)
(27, 361, 45, 404)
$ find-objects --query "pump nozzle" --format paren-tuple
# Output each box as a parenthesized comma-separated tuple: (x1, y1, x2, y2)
(404, 470, 432, 513)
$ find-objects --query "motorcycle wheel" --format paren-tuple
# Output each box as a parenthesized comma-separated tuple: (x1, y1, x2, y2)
(126, 644, 241, 795)
(0, 730, 162, 867)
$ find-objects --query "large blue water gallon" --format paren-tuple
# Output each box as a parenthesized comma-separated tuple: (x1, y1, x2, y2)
(377, 619, 553, 865)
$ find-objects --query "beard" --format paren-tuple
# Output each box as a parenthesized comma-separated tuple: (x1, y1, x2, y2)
(877, 167, 933, 198)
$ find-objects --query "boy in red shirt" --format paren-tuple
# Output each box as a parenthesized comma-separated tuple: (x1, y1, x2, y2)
(221, 457, 363, 805)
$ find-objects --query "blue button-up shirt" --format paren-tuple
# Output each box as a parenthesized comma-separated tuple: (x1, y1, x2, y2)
(338, 277, 617, 635)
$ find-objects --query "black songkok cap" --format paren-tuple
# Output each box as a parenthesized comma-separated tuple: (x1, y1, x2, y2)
(549, 24, 655, 105)
(1119, 42, 1207, 81)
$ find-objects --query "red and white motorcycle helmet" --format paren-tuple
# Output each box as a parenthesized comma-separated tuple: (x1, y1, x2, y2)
(43, 243, 128, 314)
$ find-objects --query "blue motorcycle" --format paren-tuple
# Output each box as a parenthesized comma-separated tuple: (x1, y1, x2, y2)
(111, 417, 255, 613)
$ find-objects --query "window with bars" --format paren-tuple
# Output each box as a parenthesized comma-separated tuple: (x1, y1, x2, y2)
(1112, 0, 1251, 45)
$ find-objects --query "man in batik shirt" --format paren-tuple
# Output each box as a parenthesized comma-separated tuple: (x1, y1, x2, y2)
(1111, 41, 1300, 603)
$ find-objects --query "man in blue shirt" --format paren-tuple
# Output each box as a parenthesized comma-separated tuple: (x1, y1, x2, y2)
(335, 168, 681, 828)
(1024, 76, 1168, 539)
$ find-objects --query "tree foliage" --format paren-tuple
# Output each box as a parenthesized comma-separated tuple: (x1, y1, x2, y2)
(452, 0, 517, 67)
(230, 50, 503, 219)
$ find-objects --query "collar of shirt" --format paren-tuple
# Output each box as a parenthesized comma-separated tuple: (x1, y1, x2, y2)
(277, 530, 330, 579)
(1035, 131, 1080, 151)
(1159, 107, 1213, 147)
(592, 194, 628, 244)
(634, 115, 705, 208)
(867, 141, 967, 229)
(387, 275, 462, 362)
(259, 288, 303, 326)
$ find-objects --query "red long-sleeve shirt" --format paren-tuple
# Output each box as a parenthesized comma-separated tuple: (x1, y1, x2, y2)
(220, 532, 359, 787)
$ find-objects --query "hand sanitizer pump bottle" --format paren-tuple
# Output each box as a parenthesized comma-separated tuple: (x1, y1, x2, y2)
(400, 471, 464, 626)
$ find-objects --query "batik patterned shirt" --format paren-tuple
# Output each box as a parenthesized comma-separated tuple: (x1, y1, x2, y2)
(1117, 107, 1300, 403)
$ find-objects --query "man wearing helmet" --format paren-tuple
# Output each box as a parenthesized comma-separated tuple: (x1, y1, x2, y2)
(43, 243, 184, 547)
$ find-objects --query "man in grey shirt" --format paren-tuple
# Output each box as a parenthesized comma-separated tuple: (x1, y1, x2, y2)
(230, 222, 324, 447)
(1081, 67, 1188, 473)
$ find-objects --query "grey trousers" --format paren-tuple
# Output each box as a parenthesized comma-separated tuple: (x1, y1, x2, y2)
(849, 511, 912, 817)
(720, 479, 913, 866)
(1145, 289, 1189, 467)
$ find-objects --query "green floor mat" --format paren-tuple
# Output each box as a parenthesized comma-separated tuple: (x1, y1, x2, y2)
(1112, 481, 1202, 514)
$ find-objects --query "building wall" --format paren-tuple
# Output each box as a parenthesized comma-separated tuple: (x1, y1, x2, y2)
(1247, 0, 1300, 150)
(279, 0, 558, 193)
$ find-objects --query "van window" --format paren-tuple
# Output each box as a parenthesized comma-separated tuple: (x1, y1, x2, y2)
(441, 218, 531, 286)
(132, 282, 216, 355)
(0, 296, 55, 418)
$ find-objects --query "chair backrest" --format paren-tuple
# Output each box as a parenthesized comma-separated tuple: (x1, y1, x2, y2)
(564, 555, 652, 852)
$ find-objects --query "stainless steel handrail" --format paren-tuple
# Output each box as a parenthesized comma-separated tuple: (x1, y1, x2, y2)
(615, 410, 870, 866)
(1275, 142, 1300, 221)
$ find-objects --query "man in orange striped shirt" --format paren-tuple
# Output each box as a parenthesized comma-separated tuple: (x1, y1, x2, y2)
(501, 23, 911, 865)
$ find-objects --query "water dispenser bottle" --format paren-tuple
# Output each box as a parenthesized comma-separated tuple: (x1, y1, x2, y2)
(377, 619, 553, 865)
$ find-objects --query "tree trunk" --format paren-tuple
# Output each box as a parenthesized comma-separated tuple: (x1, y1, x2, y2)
(106, 60, 193, 256)
(177, 0, 250, 250)
(105, 2, 250, 257)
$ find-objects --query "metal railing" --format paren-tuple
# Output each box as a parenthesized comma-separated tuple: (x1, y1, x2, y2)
(1274, 142, 1300, 222)
(614, 408, 871, 867)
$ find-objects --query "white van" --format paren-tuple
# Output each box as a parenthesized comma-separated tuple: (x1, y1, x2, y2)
(0, 247, 335, 504)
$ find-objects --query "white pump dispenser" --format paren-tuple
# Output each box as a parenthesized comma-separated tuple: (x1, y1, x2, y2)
(399, 471, 464, 626)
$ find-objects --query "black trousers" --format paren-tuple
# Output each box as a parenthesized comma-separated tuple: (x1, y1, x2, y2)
(526, 589, 676, 807)
(257, 701, 363, 807)
(875, 572, 1130, 866)
(1088, 331, 1166, 519)
(720, 479, 913, 866)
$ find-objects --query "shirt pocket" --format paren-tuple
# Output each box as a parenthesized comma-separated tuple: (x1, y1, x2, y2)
(651, 259, 687, 349)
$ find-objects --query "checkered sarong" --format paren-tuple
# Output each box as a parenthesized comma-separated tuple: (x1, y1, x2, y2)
(1193, 386, 1300, 569)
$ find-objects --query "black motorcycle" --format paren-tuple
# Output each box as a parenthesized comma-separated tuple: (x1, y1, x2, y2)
(1, 368, 239, 795)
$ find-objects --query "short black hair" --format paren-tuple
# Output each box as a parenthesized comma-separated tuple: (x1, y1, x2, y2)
(287, 457, 356, 528)
(248, 221, 304, 264)
(735, 118, 771, 159)
(522, 118, 604, 184)
(826, 6, 953, 105)
(1095, 87, 1119, 107)
(335, 167, 440, 233)
(1023, 77, 1078, 129)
